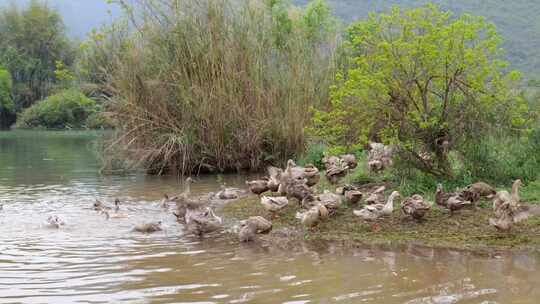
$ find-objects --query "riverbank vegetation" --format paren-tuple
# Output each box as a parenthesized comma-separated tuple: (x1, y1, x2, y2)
(15, 89, 105, 129)
(90, 0, 341, 174)
(0, 0, 108, 130)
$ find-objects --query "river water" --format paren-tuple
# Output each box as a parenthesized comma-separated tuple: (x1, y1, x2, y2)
(0, 130, 539, 304)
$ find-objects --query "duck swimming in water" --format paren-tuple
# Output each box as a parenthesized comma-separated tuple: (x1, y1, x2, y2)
(238, 220, 258, 242)
(216, 184, 242, 200)
(246, 179, 269, 196)
(160, 194, 171, 209)
(46, 215, 65, 229)
(133, 221, 162, 233)
(185, 207, 223, 237)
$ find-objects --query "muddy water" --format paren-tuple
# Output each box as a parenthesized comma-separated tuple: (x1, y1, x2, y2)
(1, 131, 539, 304)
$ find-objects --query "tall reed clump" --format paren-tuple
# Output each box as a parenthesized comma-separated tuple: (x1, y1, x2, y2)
(95, 0, 340, 174)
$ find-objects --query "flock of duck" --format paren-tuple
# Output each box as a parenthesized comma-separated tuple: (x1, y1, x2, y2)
(241, 156, 531, 238)
(18, 143, 536, 242)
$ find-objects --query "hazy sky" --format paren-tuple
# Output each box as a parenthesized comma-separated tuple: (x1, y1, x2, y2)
(0, 0, 122, 39)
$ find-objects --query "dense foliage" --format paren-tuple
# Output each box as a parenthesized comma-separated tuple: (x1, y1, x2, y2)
(16, 89, 100, 129)
(0, 0, 74, 111)
(94, 0, 340, 174)
(0, 67, 14, 128)
(310, 5, 528, 177)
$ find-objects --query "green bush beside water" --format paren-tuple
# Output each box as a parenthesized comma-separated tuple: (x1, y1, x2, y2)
(16, 89, 106, 129)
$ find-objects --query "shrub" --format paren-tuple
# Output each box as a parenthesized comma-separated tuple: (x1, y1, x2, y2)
(297, 143, 328, 169)
(16, 89, 99, 129)
(98, 0, 341, 174)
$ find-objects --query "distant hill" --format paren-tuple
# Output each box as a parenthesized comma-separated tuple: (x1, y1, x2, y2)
(0, 0, 537, 77)
(294, 0, 540, 77)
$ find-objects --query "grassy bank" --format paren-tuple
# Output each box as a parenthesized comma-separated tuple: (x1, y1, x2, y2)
(222, 195, 540, 250)
(221, 182, 540, 251)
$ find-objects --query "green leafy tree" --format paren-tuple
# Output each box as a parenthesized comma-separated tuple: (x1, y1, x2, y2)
(0, 0, 74, 109)
(310, 5, 528, 177)
(0, 67, 14, 128)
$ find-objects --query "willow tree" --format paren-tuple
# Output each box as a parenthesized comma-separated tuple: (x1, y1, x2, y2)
(310, 5, 527, 177)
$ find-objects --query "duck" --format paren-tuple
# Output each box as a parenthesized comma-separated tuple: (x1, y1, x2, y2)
(102, 210, 128, 219)
(246, 179, 269, 196)
(492, 179, 522, 216)
(267, 166, 282, 192)
(93, 198, 119, 211)
(345, 189, 363, 205)
(464, 181, 497, 198)
(401, 194, 431, 221)
(459, 189, 480, 205)
(353, 191, 400, 220)
(367, 143, 393, 173)
(446, 195, 472, 215)
(295, 204, 329, 230)
(185, 206, 223, 236)
(260, 196, 288, 218)
(179, 177, 195, 200)
(324, 159, 349, 184)
(172, 177, 202, 222)
(303, 164, 320, 187)
(489, 201, 514, 232)
(114, 198, 121, 212)
(365, 186, 386, 205)
(335, 184, 357, 195)
(216, 184, 241, 200)
(368, 159, 384, 173)
(435, 184, 471, 214)
(279, 160, 306, 189)
(238, 220, 258, 242)
(173, 202, 187, 222)
(160, 194, 171, 209)
(244, 216, 272, 234)
(317, 190, 342, 213)
(285, 180, 313, 202)
(340, 154, 358, 169)
(93, 199, 107, 211)
(46, 215, 65, 229)
(133, 221, 162, 233)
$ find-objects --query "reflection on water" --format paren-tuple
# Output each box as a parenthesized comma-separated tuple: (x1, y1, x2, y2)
(1, 130, 540, 304)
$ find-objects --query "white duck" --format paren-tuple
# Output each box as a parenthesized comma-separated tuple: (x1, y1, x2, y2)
(354, 191, 400, 220)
